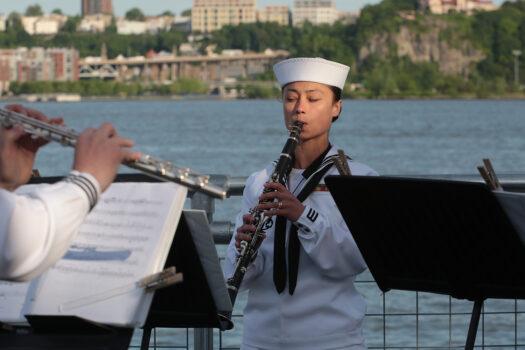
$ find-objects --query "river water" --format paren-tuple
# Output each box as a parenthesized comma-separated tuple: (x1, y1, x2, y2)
(2, 99, 525, 349)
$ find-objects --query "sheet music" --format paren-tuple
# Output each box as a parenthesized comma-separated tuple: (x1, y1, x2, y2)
(25, 182, 187, 327)
(0, 281, 32, 324)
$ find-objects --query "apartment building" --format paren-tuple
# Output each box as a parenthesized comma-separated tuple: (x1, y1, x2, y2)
(0, 47, 79, 83)
(21, 15, 67, 35)
(82, 0, 113, 16)
(78, 14, 113, 33)
(192, 0, 256, 33)
(292, 0, 339, 26)
(420, 0, 496, 14)
(257, 6, 290, 26)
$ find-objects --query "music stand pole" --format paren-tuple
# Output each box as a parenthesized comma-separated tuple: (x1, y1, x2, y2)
(465, 300, 484, 350)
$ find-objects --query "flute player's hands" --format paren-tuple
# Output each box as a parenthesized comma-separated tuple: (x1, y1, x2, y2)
(0, 104, 63, 191)
(73, 123, 141, 192)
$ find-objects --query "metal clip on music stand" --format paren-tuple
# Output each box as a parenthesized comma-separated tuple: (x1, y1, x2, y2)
(325, 175, 525, 350)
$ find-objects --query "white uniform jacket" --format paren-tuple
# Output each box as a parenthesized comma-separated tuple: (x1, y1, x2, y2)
(0, 172, 100, 281)
(225, 147, 378, 350)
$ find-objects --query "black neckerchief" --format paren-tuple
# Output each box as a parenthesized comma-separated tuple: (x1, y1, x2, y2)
(273, 144, 333, 295)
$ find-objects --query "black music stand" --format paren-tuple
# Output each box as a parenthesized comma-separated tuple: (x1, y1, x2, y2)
(325, 176, 525, 350)
(6, 175, 232, 350)
(141, 210, 233, 349)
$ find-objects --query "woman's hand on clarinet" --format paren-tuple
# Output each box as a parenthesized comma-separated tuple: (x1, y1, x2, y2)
(235, 214, 259, 251)
(74, 123, 141, 193)
(257, 182, 305, 222)
(0, 105, 63, 191)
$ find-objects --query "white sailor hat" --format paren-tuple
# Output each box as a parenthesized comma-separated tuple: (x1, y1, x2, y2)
(273, 57, 350, 90)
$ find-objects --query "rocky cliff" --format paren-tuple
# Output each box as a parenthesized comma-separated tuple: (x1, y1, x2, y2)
(358, 17, 485, 75)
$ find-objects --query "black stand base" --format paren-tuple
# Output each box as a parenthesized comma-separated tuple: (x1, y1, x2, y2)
(465, 300, 484, 350)
(0, 316, 133, 350)
(141, 327, 152, 350)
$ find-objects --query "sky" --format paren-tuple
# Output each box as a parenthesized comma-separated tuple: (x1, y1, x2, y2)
(0, 0, 507, 17)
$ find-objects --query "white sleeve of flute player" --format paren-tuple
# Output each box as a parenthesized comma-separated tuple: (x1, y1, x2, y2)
(0, 172, 100, 281)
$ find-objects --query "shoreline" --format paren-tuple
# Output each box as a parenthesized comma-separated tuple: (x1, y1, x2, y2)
(1, 94, 524, 103)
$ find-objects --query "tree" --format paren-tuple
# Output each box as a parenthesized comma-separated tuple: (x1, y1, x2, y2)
(25, 4, 44, 16)
(52, 9, 63, 15)
(125, 8, 146, 21)
(160, 11, 174, 17)
(7, 12, 23, 31)
(61, 16, 81, 33)
(181, 9, 192, 17)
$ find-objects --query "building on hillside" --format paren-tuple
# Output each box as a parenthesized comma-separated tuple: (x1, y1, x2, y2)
(338, 11, 359, 24)
(420, 0, 496, 14)
(0, 14, 6, 32)
(116, 19, 147, 34)
(145, 16, 174, 33)
(21, 15, 68, 35)
(82, 0, 113, 16)
(78, 14, 113, 32)
(0, 47, 79, 91)
(173, 16, 192, 32)
(292, 0, 339, 27)
(192, 0, 256, 33)
(257, 6, 290, 26)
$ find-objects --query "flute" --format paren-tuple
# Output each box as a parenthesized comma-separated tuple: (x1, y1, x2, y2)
(0, 107, 227, 199)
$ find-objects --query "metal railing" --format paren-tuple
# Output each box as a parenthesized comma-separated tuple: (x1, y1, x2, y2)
(131, 174, 525, 350)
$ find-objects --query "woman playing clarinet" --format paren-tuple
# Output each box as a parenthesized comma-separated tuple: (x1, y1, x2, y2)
(224, 57, 378, 350)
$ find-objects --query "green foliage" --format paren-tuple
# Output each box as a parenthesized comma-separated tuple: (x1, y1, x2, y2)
(0, 29, 187, 58)
(243, 84, 280, 99)
(355, 0, 419, 48)
(52, 9, 63, 15)
(62, 16, 82, 33)
(125, 8, 146, 22)
(25, 4, 44, 17)
(9, 79, 208, 97)
(181, 9, 192, 17)
(471, 0, 525, 83)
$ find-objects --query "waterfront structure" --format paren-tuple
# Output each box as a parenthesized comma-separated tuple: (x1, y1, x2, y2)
(257, 6, 290, 26)
(78, 14, 112, 32)
(81, 0, 113, 16)
(78, 49, 289, 83)
(419, 0, 496, 14)
(292, 0, 339, 27)
(192, 0, 256, 33)
(21, 15, 67, 35)
(0, 47, 79, 85)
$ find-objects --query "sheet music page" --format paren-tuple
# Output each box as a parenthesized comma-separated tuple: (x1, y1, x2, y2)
(25, 182, 187, 327)
(0, 280, 32, 324)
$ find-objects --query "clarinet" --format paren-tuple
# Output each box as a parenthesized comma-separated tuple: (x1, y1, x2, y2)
(227, 120, 303, 305)
(0, 107, 227, 199)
